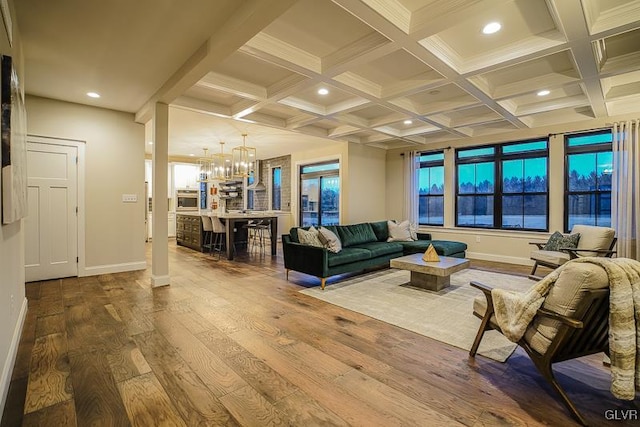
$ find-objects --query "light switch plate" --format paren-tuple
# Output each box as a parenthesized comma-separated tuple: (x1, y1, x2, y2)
(122, 194, 138, 203)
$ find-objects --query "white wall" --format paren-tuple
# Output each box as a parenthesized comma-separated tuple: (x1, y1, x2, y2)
(346, 143, 387, 223)
(386, 114, 640, 265)
(0, 0, 28, 413)
(26, 96, 146, 273)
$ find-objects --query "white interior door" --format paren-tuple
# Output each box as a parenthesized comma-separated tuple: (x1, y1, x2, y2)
(25, 142, 78, 281)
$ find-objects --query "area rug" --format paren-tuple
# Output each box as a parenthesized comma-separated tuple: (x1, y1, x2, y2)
(299, 268, 534, 362)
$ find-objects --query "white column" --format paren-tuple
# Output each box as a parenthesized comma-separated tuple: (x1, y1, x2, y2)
(151, 102, 170, 287)
(548, 134, 565, 232)
(443, 148, 455, 228)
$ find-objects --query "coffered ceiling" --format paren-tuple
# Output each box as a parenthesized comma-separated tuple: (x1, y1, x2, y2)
(14, 0, 640, 157)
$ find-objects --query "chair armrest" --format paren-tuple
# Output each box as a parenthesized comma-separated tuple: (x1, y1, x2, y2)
(536, 307, 583, 328)
(563, 248, 617, 259)
(470, 280, 493, 295)
(529, 242, 546, 250)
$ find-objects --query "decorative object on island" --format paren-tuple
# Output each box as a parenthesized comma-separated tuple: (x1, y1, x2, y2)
(231, 133, 256, 178)
(211, 141, 232, 180)
(422, 244, 440, 262)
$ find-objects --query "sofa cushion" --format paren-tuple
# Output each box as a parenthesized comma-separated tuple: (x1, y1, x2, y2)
(289, 227, 303, 243)
(327, 247, 371, 267)
(531, 249, 570, 266)
(524, 262, 608, 354)
(370, 220, 389, 242)
(351, 241, 403, 258)
(297, 226, 324, 247)
(318, 227, 342, 253)
(544, 231, 580, 251)
(398, 239, 467, 256)
(337, 223, 377, 247)
(387, 220, 413, 242)
(431, 240, 467, 256)
(572, 224, 615, 256)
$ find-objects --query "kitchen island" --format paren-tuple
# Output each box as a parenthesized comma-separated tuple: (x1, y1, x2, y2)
(176, 211, 280, 260)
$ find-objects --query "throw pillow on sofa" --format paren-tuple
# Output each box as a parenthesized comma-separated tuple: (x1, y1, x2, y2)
(318, 227, 342, 253)
(544, 231, 580, 251)
(387, 220, 414, 242)
(297, 226, 324, 248)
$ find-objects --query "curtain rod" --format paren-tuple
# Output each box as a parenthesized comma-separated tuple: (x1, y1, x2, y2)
(548, 125, 612, 138)
(401, 146, 451, 156)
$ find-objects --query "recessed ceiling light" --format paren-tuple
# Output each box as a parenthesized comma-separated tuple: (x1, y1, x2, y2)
(189, 154, 195, 157)
(86, 92, 101, 98)
(317, 88, 329, 95)
(482, 22, 501, 35)
(537, 89, 550, 96)
(404, 120, 413, 125)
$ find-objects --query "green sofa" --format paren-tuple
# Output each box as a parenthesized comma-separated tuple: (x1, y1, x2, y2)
(282, 220, 467, 289)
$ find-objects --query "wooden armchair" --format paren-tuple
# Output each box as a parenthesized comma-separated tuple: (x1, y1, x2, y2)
(530, 225, 616, 278)
(469, 262, 610, 426)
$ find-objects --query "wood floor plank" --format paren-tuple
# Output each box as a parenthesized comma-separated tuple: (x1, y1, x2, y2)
(24, 333, 72, 414)
(133, 330, 239, 426)
(0, 377, 28, 427)
(196, 328, 300, 404)
(150, 309, 248, 397)
(231, 328, 404, 427)
(218, 385, 287, 427)
(68, 350, 131, 426)
(118, 372, 186, 427)
(22, 399, 77, 427)
(35, 313, 65, 338)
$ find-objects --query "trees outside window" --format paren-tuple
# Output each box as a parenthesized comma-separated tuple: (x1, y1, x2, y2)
(456, 140, 548, 230)
(565, 131, 612, 231)
(418, 152, 444, 225)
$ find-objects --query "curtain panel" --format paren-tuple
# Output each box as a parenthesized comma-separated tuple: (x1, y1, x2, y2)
(612, 120, 640, 260)
(402, 151, 419, 223)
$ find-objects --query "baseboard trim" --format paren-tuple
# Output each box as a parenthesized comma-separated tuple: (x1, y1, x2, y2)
(1, 297, 28, 415)
(151, 275, 170, 287)
(81, 261, 147, 277)
(466, 251, 532, 266)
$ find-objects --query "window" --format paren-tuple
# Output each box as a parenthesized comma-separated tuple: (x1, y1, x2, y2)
(246, 170, 255, 210)
(271, 167, 281, 210)
(456, 139, 548, 230)
(418, 152, 444, 225)
(300, 161, 340, 226)
(565, 130, 612, 231)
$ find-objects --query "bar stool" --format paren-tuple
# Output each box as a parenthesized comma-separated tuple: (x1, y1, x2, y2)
(201, 216, 213, 254)
(210, 216, 227, 260)
(253, 219, 272, 255)
(243, 220, 258, 252)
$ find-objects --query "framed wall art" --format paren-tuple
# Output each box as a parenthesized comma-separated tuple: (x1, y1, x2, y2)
(1, 54, 27, 224)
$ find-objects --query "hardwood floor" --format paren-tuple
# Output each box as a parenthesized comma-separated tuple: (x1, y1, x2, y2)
(2, 242, 636, 426)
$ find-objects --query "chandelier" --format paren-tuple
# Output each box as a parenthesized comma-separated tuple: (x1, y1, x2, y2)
(197, 148, 212, 182)
(211, 141, 232, 180)
(231, 133, 256, 178)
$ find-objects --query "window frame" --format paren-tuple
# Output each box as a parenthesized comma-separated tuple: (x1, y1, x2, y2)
(271, 166, 282, 211)
(455, 139, 549, 231)
(563, 129, 613, 232)
(417, 151, 445, 226)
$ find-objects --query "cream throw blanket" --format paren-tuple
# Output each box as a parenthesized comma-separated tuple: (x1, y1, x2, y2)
(491, 257, 640, 400)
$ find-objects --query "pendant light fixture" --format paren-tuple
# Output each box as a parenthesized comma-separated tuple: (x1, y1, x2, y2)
(212, 141, 232, 180)
(231, 133, 256, 178)
(197, 148, 212, 182)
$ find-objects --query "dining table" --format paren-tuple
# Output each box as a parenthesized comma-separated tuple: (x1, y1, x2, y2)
(215, 212, 278, 260)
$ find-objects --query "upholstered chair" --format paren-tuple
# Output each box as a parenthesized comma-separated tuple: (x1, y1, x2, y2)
(529, 225, 616, 277)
